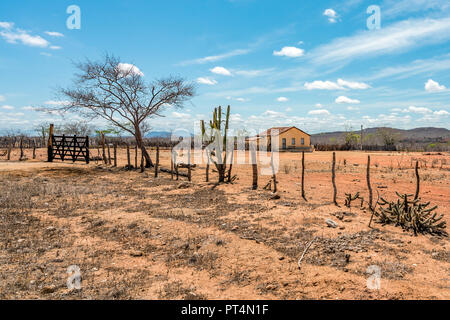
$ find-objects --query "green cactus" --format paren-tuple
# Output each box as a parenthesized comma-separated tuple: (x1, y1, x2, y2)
(375, 193, 447, 236)
(201, 105, 232, 183)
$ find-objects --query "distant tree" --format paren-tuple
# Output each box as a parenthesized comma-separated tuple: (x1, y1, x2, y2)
(60, 121, 94, 136)
(343, 127, 360, 150)
(377, 128, 399, 150)
(45, 54, 195, 167)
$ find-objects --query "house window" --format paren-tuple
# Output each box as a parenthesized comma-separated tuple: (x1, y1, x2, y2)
(301, 138, 305, 145)
(291, 138, 295, 145)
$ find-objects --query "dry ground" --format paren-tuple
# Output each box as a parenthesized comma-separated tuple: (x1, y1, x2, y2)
(0, 148, 449, 299)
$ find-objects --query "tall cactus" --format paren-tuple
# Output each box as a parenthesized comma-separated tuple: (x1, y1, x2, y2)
(201, 105, 232, 183)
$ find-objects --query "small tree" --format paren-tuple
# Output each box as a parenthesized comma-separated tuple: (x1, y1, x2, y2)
(377, 128, 398, 150)
(45, 54, 195, 167)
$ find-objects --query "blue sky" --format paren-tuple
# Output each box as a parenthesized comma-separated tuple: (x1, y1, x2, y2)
(0, 0, 449, 134)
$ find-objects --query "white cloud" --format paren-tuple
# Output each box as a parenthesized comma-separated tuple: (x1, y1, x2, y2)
(180, 49, 249, 65)
(0, 95, 4, 102)
(1, 105, 14, 110)
(45, 100, 71, 106)
(197, 77, 218, 85)
(285, 107, 293, 112)
(308, 109, 330, 115)
(304, 79, 369, 90)
(335, 96, 360, 104)
(116, 63, 144, 77)
(0, 22, 14, 29)
(403, 106, 432, 114)
(315, 103, 323, 108)
(0, 28, 49, 47)
(22, 106, 35, 111)
(337, 79, 370, 89)
(234, 68, 275, 77)
(273, 46, 304, 58)
(45, 31, 64, 37)
(425, 79, 446, 92)
(49, 45, 62, 50)
(277, 97, 289, 102)
(304, 80, 342, 90)
(323, 8, 338, 23)
(347, 106, 360, 111)
(210, 66, 232, 76)
(235, 97, 249, 102)
(311, 17, 450, 65)
(171, 111, 191, 118)
(433, 110, 449, 115)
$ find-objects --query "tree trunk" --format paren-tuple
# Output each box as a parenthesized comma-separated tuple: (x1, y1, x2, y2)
(135, 127, 153, 168)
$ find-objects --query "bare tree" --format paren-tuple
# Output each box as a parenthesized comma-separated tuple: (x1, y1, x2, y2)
(61, 121, 94, 136)
(45, 54, 195, 167)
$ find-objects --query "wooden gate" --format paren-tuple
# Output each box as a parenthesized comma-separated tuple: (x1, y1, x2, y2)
(48, 134, 90, 164)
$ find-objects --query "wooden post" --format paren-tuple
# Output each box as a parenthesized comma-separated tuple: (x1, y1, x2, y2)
(301, 151, 306, 201)
(113, 144, 117, 167)
(332, 152, 338, 206)
(101, 132, 107, 165)
(19, 136, 24, 161)
(155, 145, 159, 178)
(32, 140, 36, 159)
(170, 147, 174, 180)
(7, 144, 11, 161)
(126, 144, 131, 169)
(414, 160, 420, 200)
(107, 143, 111, 165)
(140, 148, 144, 173)
(205, 149, 210, 182)
(251, 142, 258, 190)
(135, 145, 138, 170)
(367, 155, 373, 210)
(227, 146, 234, 183)
(174, 152, 179, 180)
(271, 151, 277, 193)
(85, 136, 90, 164)
(187, 147, 192, 182)
(47, 124, 54, 162)
(368, 155, 375, 227)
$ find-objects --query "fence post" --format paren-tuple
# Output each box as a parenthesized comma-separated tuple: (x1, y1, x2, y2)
(271, 151, 277, 193)
(32, 140, 36, 159)
(227, 145, 234, 183)
(101, 133, 107, 164)
(414, 160, 420, 200)
(135, 145, 138, 170)
(7, 143, 11, 161)
(140, 148, 144, 173)
(368, 155, 375, 227)
(251, 141, 258, 190)
(107, 143, 112, 165)
(332, 152, 338, 206)
(85, 136, 90, 164)
(155, 145, 159, 178)
(19, 136, 24, 161)
(301, 151, 306, 201)
(170, 147, 174, 180)
(188, 147, 192, 182)
(113, 143, 117, 167)
(126, 144, 131, 169)
(47, 124, 54, 162)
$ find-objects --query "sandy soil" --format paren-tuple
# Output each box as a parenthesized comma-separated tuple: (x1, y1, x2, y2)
(0, 148, 449, 299)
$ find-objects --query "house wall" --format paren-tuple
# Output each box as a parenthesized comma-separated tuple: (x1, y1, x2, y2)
(278, 128, 311, 149)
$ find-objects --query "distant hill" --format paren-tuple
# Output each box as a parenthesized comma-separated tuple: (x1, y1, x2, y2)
(311, 127, 450, 145)
(145, 131, 172, 138)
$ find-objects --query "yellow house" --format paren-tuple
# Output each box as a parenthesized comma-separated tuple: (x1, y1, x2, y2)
(255, 126, 312, 151)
